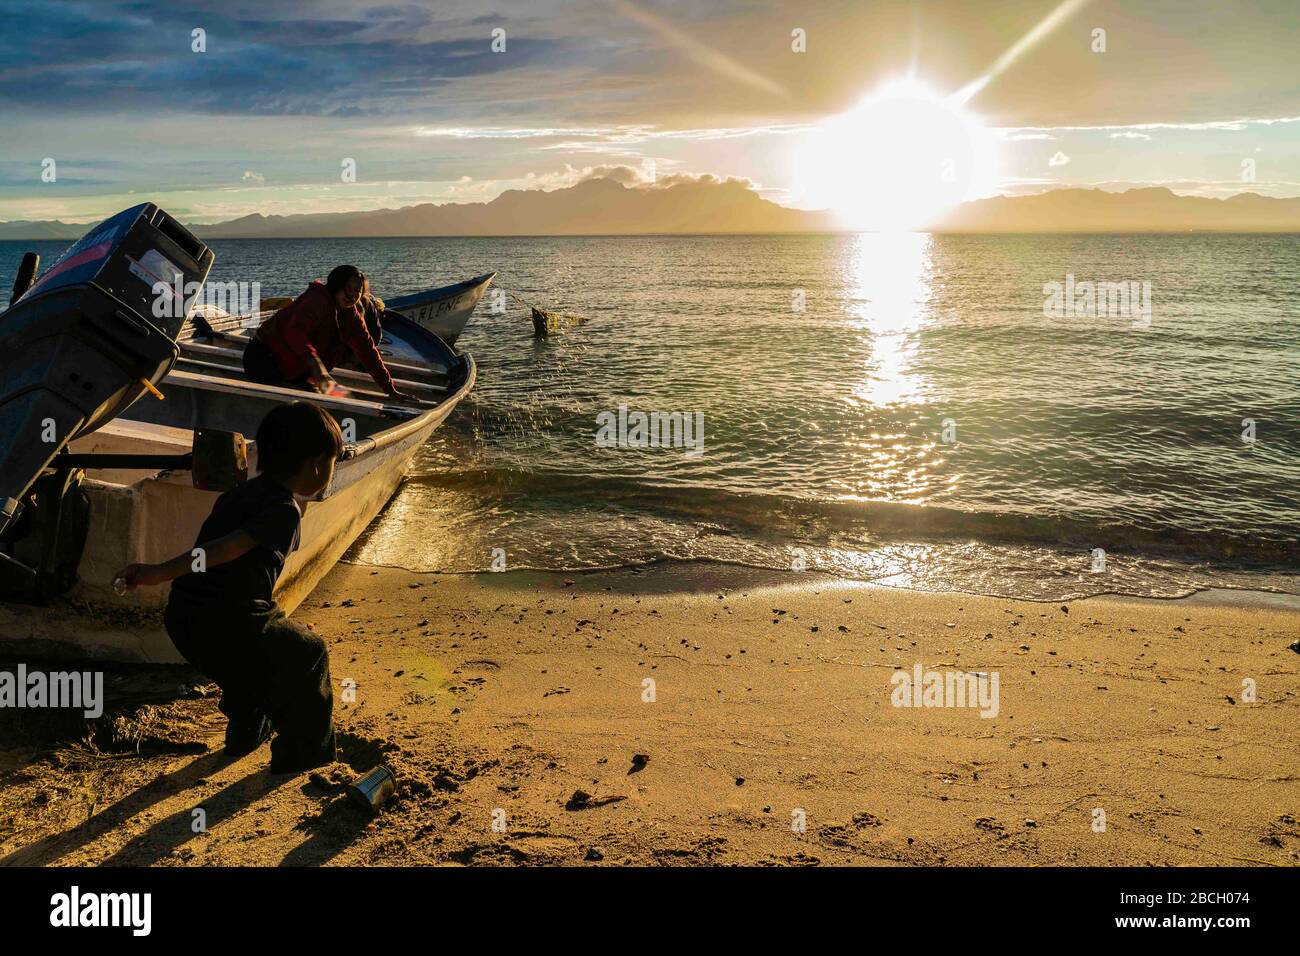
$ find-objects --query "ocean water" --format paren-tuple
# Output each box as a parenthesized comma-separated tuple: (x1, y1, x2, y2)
(2, 232, 1297, 601)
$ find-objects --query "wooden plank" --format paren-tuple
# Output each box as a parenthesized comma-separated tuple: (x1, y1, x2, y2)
(175, 346, 449, 394)
(163, 369, 420, 418)
(181, 334, 448, 380)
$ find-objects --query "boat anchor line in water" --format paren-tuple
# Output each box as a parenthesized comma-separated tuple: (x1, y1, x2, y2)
(0, 203, 478, 662)
(506, 290, 589, 336)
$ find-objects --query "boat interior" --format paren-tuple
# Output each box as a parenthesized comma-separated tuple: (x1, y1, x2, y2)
(66, 306, 474, 484)
(120, 306, 469, 441)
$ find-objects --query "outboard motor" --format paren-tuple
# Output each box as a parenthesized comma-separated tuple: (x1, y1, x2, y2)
(0, 203, 213, 581)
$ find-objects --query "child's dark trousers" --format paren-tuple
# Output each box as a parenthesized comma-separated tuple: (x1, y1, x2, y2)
(164, 597, 336, 772)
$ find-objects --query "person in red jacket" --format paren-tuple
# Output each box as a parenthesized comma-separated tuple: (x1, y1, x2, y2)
(243, 265, 411, 400)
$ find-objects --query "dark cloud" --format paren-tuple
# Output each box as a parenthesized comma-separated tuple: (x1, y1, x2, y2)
(0, 0, 611, 119)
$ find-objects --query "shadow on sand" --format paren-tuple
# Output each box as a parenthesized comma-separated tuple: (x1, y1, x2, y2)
(0, 664, 382, 867)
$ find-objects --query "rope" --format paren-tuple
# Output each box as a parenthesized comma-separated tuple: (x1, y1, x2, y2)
(506, 290, 542, 312)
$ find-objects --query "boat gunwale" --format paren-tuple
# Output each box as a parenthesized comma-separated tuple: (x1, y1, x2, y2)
(350, 351, 475, 456)
(384, 270, 495, 309)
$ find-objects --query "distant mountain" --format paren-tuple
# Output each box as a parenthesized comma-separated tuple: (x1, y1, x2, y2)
(3, 182, 1299, 240)
(930, 186, 1300, 233)
(196, 177, 831, 238)
(0, 219, 84, 240)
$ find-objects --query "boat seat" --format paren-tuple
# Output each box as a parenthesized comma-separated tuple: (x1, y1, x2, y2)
(67, 419, 194, 455)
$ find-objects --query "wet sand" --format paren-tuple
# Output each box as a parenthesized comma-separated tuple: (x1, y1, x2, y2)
(2, 563, 1297, 866)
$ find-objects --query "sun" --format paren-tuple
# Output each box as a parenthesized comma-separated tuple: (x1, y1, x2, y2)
(798, 80, 999, 231)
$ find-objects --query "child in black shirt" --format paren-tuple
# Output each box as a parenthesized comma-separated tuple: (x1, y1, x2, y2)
(115, 401, 344, 773)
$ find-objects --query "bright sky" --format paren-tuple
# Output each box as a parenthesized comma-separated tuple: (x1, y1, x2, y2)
(1, 0, 1297, 225)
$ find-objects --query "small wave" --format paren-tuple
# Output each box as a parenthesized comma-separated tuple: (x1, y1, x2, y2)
(406, 465, 1299, 566)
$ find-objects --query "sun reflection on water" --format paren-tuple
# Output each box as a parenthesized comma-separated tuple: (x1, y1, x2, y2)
(838, 231, 943, 502)
(847, 231, 935, 407)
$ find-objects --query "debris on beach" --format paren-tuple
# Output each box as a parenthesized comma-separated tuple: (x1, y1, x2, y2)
(565, 790, 627, 810)
(347, 765, 398, 812)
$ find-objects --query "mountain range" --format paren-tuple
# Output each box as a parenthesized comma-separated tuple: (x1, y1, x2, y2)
(2, 179, 1299, 239)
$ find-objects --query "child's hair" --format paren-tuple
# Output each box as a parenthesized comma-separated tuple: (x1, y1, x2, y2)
(255, 402, 344, 478)
(326, 264, 365, 295)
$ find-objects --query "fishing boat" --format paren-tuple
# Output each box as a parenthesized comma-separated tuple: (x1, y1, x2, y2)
(384, 272, 495, 346)
(0, 204, 476, 663)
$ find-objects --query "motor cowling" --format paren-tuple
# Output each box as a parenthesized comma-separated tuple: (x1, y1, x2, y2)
(0, 203, 213, 543)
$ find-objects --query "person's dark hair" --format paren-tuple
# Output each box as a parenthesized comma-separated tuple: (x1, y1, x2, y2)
(326, 264, 365, 295)
(255, 401, 344, 478)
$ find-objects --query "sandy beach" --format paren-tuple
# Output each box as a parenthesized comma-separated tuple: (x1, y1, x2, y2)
(1, 563, 1296, 867)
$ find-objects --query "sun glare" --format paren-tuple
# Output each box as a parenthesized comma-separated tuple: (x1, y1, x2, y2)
(799, 80, 999, 231)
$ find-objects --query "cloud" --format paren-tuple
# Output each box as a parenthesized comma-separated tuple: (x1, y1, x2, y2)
(1048, 151, 1070, 167)
(574, 165, 758, 190)
(416, 126, 630, 140)
(1001, 116, 1300, 137)
(514, 162, 760, 193)
(576, 164, 653, 186)
(649, 171, 756, 190)
(506, 162, 650, 192)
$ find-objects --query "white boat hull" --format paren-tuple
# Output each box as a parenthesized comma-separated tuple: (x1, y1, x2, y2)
(384, 272, 495, 346)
